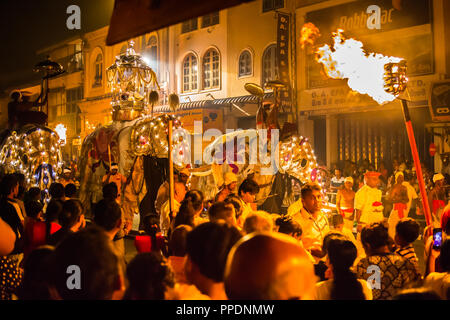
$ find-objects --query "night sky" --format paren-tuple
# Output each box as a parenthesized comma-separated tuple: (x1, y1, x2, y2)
(0, 0, 114, 94)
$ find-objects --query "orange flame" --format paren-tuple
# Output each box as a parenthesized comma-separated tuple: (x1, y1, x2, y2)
(315, 29, 403, 104)
(300, 23, 321, 49)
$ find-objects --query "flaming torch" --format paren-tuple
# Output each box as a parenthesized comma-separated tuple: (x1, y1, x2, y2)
(384, 61, 433, 228)
(305, 26, 433, 227)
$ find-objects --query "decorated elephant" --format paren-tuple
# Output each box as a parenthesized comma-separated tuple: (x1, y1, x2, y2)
(189, 128, 319, 214)
(0, 124, 64, 200)
(78, 114, 187, 224)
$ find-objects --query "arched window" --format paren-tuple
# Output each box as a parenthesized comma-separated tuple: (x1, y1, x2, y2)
(93, 53, 103, 87)
(144, 36, 158, 73)
(262, 45, 278, 86)
(182, 54, 198, 92)
(238, 50, 252, 77)
(202, 49, 220, 89)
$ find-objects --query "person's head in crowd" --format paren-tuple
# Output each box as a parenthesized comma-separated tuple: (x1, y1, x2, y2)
(102, 182, 118, 201)
(433, 173, 445, 188)
(238, 178, 260, 204)
(440, 239, 450, 273)
(64, 183, 77, 199)
(110, 163, 119, 175)
(143, 214, 161, 237)
(14, 172, 26, 200)
(224, 194, 243, 220)
(442, 208, 450, 235)
(208, 201, 236, 226)
(223, 172, 238, 191)
(62, 167, 72, 180)
(322, 232, 348, 256)
(25, 200, 44, 220)
(344, 176, 353, 190)
(59, 199, 84, 232)
(174, 190, 203, 229)
(169, 225, 192, 257)
(393, 288, 441, 300)
(275, 216, 302, 241)
(243, 211, 273, 234)
(395, 218, 420, 248)
(326, 238, 365, 300)
(0, 173, 19, 198)
(124, 252, 175, 300)
(48, 226, 125, 300)
(395, 171, 404, 184)
(301, 183, 322, 214)
(174, 181, 187, 203)
(45, 199, 63, 223)
(17, 245, 55, 300)
(331, 214, 345, 232)
(364, 171, 381, 188)
(25, 187, 41, 203)
(185, 221, 242, 299)
(93, 199, 122, 240)
(177, 167, 190, 185)
(334, 169, 342, 179)
(224, 232, 315, 300)
(361, 222, 390, 256)
(49, 182, 65, 200)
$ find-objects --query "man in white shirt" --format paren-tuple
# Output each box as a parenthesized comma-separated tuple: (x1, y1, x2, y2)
(160, 182, 187, 237)
(291, 183, 330, 258)
(354, 171, 384, 231)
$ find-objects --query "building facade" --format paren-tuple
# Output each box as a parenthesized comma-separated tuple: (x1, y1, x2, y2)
(2, 0, 448, 173)
(296, 0, 450, 173)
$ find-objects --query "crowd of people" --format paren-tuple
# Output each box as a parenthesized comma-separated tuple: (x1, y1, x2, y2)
(0, 157, 449, 300)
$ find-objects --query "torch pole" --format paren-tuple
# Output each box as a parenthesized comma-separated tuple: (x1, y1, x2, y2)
(400, 99, 432, 227)
(168, 119, 174, 219)
(108, 144, 112, 171)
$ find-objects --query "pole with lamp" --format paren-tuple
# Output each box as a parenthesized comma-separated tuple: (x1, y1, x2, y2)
(384, 60, 433, 230)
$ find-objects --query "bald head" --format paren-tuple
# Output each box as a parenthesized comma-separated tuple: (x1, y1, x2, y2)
(224, 233, 316, 300)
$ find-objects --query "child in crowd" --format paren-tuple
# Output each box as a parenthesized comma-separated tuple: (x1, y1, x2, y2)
(23, 201, 44, 259)
(331, 214, 364, 260)
(394, 218, 421, 275)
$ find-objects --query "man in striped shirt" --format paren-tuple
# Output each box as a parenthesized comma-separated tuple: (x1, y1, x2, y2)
(394, 218, 421, 275)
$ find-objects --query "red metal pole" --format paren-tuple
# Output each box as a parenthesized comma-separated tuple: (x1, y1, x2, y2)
(401, 99, 432, 227)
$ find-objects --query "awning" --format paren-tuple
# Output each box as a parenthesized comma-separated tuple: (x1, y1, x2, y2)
(153, 100, 214, 113)
(106, 0, 255, 45)
(211, 93, 274, 105)
(153, 92, 293, 113)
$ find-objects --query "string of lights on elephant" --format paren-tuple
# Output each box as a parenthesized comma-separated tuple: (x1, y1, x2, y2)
(0, 126, 64, 191)
(130, 114, 190, 167)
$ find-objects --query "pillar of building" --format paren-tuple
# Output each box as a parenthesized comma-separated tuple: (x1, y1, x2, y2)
(326, 114, 338, 168)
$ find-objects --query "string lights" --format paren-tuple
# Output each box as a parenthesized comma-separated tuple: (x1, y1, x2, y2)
(278, 135, 318, 183)
(106, 40, 159, 121)
(0, 126, 64, 189)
